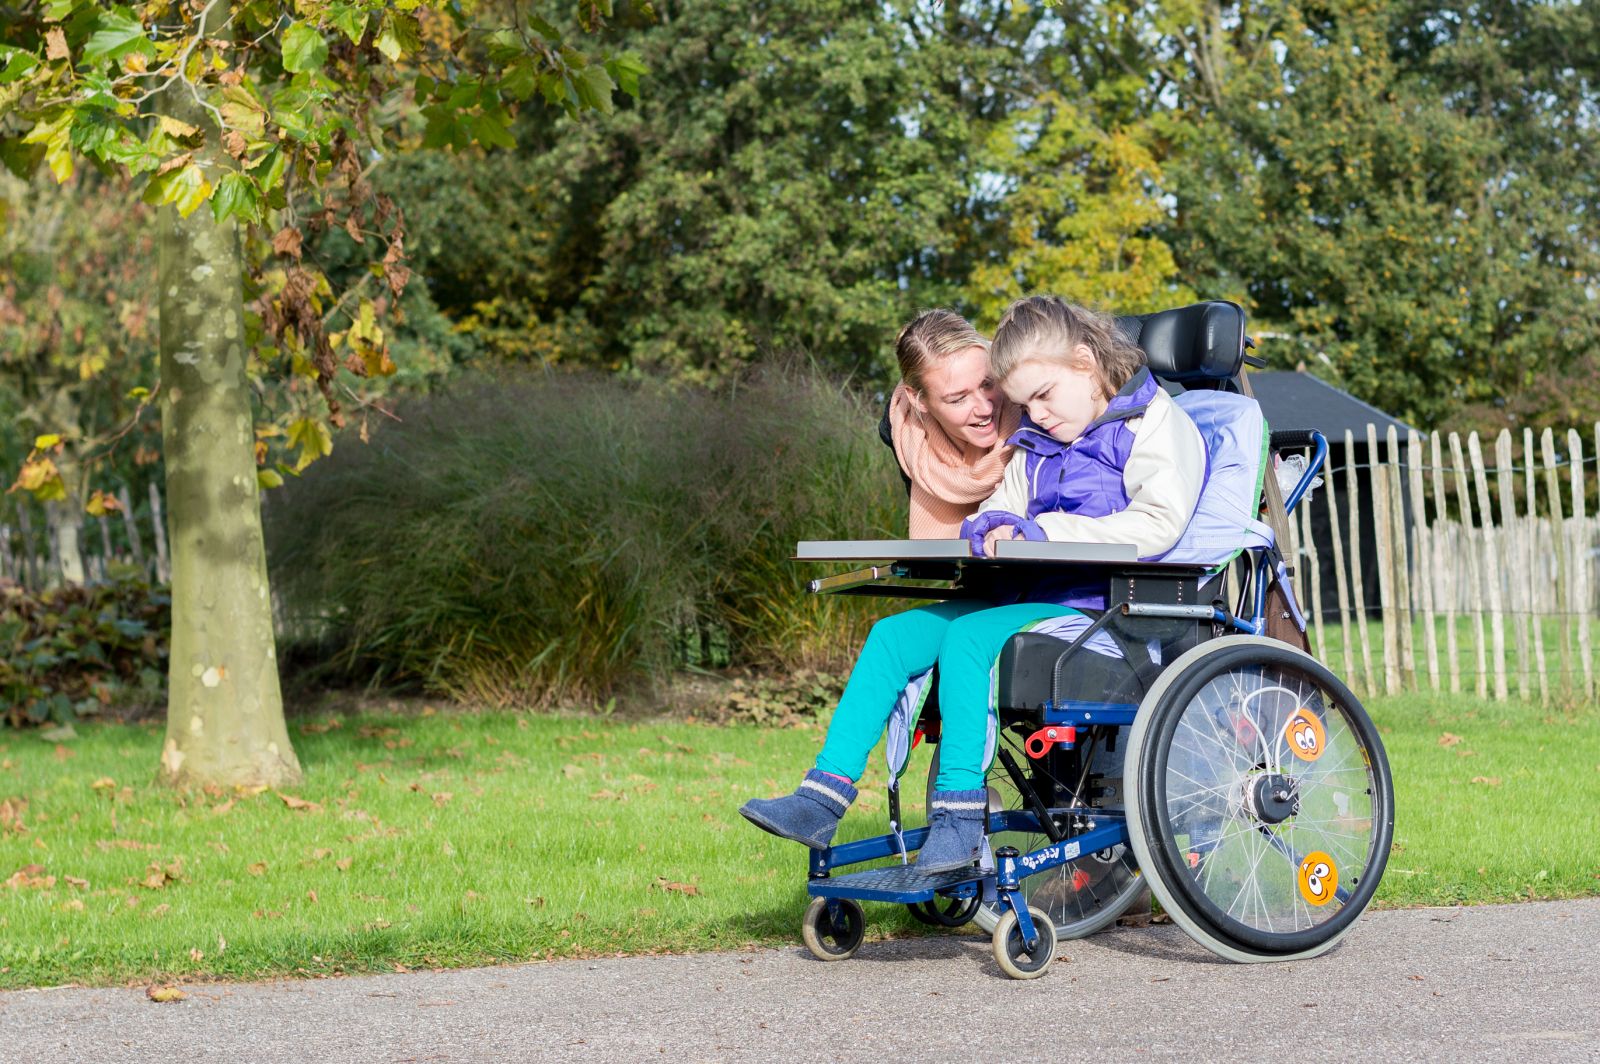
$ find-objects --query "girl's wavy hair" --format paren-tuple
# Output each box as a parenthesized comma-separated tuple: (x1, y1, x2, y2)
(894, 309, 989, 395)
(990, 296, 1145, 399)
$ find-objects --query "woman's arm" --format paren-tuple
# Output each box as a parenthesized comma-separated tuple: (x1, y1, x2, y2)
(1033, 392, 1204, 557)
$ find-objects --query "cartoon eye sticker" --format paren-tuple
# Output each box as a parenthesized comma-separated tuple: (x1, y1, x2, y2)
(1284, 706, 1327, 762)
(1298, 851, 1338, 906)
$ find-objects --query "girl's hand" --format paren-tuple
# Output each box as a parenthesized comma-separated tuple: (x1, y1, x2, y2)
(984, 525, 1015, 556)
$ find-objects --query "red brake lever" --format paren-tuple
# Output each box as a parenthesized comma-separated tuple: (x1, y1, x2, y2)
(1023, 725, 1076, 759)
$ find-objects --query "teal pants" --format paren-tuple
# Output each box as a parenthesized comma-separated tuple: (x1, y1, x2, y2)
(815, 601, 1080, 791)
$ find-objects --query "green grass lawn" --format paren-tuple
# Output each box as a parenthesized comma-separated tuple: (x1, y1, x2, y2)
(0, 692, 1596, 989)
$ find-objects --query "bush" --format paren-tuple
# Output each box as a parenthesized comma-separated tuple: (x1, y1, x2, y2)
(0, 577, 169, 726)
(266, 365, 907, 706)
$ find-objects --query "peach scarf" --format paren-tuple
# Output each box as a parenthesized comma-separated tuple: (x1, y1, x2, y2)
(888, 383, 1020, 539)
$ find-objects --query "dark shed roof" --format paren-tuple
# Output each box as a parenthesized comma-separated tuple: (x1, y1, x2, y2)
(1245, 371, 1414, 443)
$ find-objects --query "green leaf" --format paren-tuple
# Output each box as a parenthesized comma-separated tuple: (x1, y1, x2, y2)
(375, 12, 421, 63)
(210, 171, 262, 225)
(250, 146, 287, 194)
(501, 58, 536, 101)
(573, 65, 616, 115)
(329, 6, 369, 45)
(526, 15, 560, 41)
(286, 417, 333, 471)
(143, 162, 210, 217)
(471, 111, 516, 150)
(220, 85, 268, 137)
(0, 139, 45, 180)
(281, 21, 328, 74)
(606, 52, 649, 100)
(257, 469, 284, 490)
(0, 46, 40, 85)
(68, 109, 118, 158)
(83, 8, 154, 64)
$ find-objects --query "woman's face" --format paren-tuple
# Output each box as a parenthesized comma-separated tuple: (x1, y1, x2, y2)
(911, 346, 1001, 451)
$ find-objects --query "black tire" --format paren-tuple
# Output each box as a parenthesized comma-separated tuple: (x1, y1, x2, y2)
(991, 904, 1058, 979)
(919, 894, 980, 928)
(801, 897, 865, 961)
(1125, 637, 1395, 962)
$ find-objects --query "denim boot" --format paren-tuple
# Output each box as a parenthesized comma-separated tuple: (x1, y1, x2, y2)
(916, 789, 988, 874)
(739, 770, 858, 850)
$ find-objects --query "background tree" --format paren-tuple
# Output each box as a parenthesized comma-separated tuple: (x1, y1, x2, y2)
(1, 0, 640, 785)
(1157, 0, 1600, 429)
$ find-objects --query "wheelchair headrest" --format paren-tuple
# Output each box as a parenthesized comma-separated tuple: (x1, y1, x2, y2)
(1115, 301, 1246, 385)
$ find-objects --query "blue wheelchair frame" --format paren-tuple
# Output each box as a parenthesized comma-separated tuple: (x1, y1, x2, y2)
(803, 432, 1330, 956)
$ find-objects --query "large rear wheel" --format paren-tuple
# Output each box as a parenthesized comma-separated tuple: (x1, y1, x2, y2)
(1125, 636, 1394, 962)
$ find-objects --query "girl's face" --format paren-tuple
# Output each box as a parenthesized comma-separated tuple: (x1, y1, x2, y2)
(910, 345, 1001, 451)
(1002, 349, 1108, 444)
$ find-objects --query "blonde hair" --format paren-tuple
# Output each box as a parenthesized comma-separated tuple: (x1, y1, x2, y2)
(990, 296, 1145, 400)
(895, 309, 989, 396)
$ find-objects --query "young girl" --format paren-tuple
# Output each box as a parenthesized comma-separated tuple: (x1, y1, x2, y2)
(741, 297, 1204, 874)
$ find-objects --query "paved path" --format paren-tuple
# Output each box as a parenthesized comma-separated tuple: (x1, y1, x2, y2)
(3, 898, 1596, 1063)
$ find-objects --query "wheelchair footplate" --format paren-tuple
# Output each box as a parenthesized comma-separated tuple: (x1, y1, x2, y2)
(800, 812, 1131, 980)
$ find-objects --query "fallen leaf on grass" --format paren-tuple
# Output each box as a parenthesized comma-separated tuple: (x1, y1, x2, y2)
(189, 948, 204, 962)
(0, 797, 26, 834)
(335, 858, 352, 871)
(247, 862, 268, 876)
(310, 848, 333, 860)
(432, 792, 453, 807)
(139, 858, 184, 890)
(652, 877, 700, 897)
(307, 889, 318, 904)
(60, 898, 85, 912)
(64, 875, 88, 889)
(589, 789, 626, 801)
(300, 719, 342, 735)
(5, 864, 54, 890)
(277, 793, 322, 813)
(146, 985, 186, 1003)
(91, 777, 117, 792)
(53, 744, 72, 762)
(1469, 776, 1503, 787)
(1437, 732, 1464, 748)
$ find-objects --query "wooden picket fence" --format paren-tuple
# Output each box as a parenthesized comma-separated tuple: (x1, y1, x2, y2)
(0, 481, 170, 589)
(1284, 423, 1600, 705)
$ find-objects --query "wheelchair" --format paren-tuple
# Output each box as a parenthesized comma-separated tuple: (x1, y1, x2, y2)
(793, 301, 1394, 979)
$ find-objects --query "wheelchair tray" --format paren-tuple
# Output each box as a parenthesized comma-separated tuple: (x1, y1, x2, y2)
(795, 539, 1212, 600)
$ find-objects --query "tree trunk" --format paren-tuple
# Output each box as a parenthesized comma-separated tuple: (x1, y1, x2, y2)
(156, 0, 299, 788)
(44, 498, 85, 586)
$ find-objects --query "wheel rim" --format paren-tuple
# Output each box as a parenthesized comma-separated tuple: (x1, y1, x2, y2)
(978, 728, 1144, 937)
(810, 899, 862, 954)
(1135, 639, 1393, 957)
(998, 908, 1054, 974)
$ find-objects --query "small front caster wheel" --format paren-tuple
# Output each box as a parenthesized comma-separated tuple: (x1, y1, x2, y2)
(991, 904, 1057, 980)
(802, 897, 865, 961)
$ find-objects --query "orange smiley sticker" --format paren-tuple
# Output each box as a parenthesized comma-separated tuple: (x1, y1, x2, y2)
(1285, 707, 1326, 762)
(1298, 851, 1338, 906)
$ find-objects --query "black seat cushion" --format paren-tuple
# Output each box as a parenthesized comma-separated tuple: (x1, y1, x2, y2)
(996, 632, 1146, 715)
